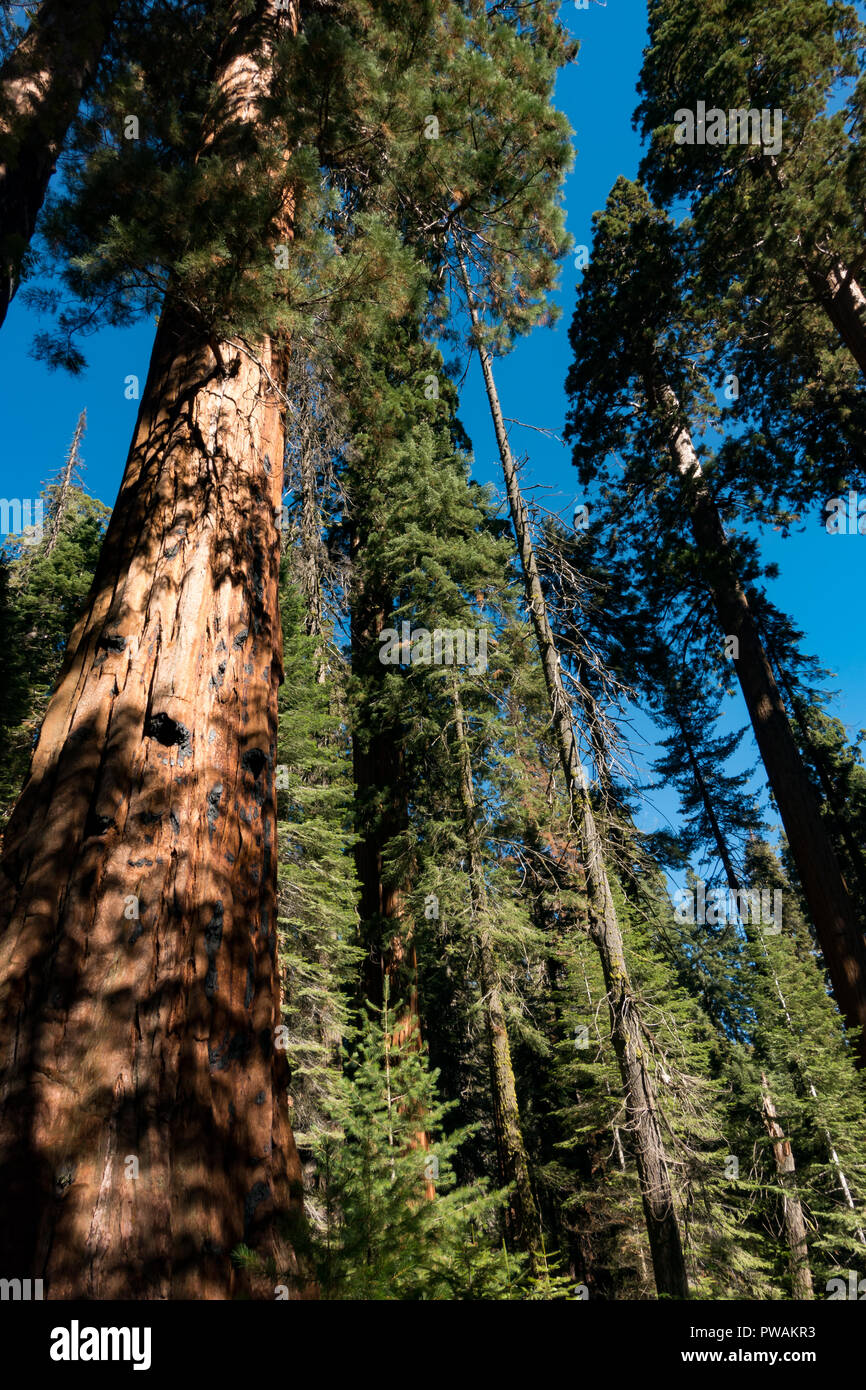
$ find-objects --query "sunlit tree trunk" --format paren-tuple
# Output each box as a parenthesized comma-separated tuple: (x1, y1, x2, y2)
(805, 257, 866, 379)
(0, 0, 312, 1299)
(0, 0, 120, 325)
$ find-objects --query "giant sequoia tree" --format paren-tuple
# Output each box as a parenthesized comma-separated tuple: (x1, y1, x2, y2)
(0, 0, 311, 1299)
(636, 0, 866, 380)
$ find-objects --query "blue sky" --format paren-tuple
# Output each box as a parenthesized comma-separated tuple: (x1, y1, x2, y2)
(455, 0, 866, 851)
(1, 0, 864, 859)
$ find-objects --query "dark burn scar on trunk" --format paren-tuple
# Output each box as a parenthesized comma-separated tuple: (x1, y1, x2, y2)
(208, 1029, 251, 1071)
(204, 902, 224, 1001)
(242, 748, 267, 779)
(208, 660, 227, 691)
(243, 1180, 271, 1240)
(84, 809, 115, 837)
(144, 713, 192, 763)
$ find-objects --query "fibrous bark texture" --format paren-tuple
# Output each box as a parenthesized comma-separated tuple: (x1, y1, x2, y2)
(0, 0, 120, 325)
(0, 0, 312, 1299)
(0, 308, 308, 1299)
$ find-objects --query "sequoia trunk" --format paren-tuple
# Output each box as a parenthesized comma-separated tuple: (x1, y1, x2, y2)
(0, 0, 120, 325)
(805, 258, 866, 379)
(0, 0, 310, 1299)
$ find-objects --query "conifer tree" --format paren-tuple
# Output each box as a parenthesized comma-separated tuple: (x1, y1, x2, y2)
(564, 176, 866, 1064)
(636, 0, 866, 378)
(743, 840, 866, 1281)
(0, 449, 109, 832)
(460, 263, 689, 1298)
(449, 674, 544, 1270)
(312, 990, 524, 1301)
(645, 647, 765, 890)
(275, 577, 361, 1167)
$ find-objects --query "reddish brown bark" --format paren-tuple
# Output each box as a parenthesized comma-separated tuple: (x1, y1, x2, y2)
(0, 0, 121, 326)
(0, 0, 312, 1299)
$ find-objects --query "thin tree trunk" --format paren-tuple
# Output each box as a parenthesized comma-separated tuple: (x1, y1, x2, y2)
(678, 703, 866, 1245)
(0, 0, 311, 1300)
(0, 0, 120, 326)
(652, 380, 866, 1066)
(760, 1074, 814, 1299)
(450, 677, 544, 1270)
(460, 255, 689, 1299)
(805, 258, 866, 379)
(767, 645, 866, 915)
(762, 949, 866, 1247)
(298, 425, 326, 682)
(43, 409, 86, 558)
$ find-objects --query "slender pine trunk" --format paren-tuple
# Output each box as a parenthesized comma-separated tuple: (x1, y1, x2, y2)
(0, 1, 311, 1299)
(43, 410, 87, 558)
(652, 380, 866, 1066)
(765, 161, 866, 378)
(760, 1074, 814, 1299)
(0, 0, 120, 326)
(767, 645, 866, 915)
(805, 258, 866, 379)
(460, 256, 689, 1299)
(450, 678, 544, 1270)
